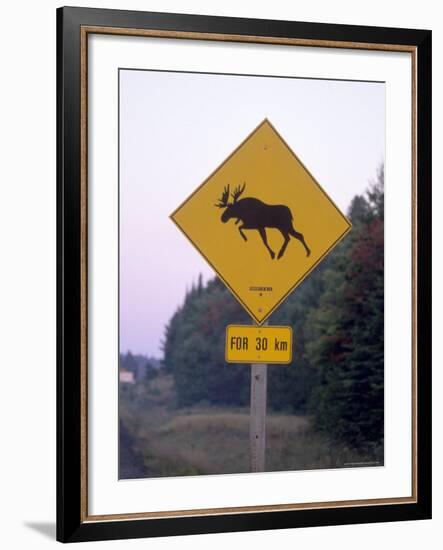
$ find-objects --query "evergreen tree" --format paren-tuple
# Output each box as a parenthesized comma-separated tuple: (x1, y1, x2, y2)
(305, 167, 384, 452)
(144, 360, 159, 381)
(162, 278, 250, 407)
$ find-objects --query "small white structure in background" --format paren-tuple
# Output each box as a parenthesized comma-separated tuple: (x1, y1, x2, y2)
(119, 369, 135, 384)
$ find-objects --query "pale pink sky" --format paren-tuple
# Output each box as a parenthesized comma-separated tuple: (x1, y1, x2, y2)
(119, 69, 385, 357)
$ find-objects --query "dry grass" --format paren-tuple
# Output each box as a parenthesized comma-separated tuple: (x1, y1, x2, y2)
(120, 374, 379, 478)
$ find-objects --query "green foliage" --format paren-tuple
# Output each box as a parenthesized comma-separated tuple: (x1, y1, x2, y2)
(267, 263, 327, 412)
(162, 271, 327, 411)
(144, 360, 159, 382)
(163, 278, 251, 407)
(305, 167, 384, 452)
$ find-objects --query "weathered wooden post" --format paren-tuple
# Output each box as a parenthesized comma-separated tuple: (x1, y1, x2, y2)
(250, 321, 268, 472)
(250, 360, 267, 472)
(225, 323, 291, 472)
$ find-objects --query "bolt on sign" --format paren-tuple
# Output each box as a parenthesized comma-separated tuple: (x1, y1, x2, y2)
(226, 325, 292, 364)
(171, 119, 351, 324)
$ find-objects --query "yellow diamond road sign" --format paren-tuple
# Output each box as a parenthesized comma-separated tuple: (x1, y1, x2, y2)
(171, 119, 351, 324)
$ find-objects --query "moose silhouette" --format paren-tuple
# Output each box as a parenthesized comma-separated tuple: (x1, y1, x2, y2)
(215, 183, 311, 260)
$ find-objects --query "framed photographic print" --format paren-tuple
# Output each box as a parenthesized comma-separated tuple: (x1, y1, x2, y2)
(56, 6, 432, 543)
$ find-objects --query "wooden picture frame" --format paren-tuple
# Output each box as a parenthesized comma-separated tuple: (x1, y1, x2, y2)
(57, 6, 432, 543)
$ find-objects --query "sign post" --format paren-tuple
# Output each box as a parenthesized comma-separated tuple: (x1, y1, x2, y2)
(226, 322, 290, 471)
(171, 119, 352, 473)
(250, 321, 268, 472)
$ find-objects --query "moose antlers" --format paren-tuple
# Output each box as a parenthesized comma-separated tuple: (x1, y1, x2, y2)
(215, 183, 246, 208)
(231, 183, 246, 203)
(215, 185, 231, 208)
